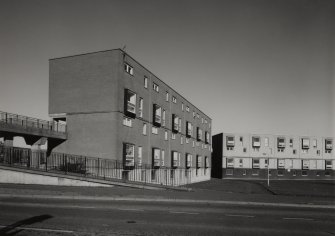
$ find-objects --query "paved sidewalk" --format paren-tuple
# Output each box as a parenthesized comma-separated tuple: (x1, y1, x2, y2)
(0, 181, 334, 208)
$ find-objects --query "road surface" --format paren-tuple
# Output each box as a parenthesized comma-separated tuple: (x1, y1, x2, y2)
(0, 197, 334, 236)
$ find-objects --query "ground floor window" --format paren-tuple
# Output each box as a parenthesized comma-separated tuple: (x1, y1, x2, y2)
(277, 170, 284, 176)
(226, 169, 233, 175)
(252, 169, 259, 176)
(301, 170, 308, 176)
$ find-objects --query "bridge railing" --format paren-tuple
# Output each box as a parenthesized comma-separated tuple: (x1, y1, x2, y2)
(0, 146, 200, 187)
(0, 111, 66, 133)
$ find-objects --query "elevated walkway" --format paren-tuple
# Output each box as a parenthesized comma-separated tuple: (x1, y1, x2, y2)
(0, 111, 67, 154)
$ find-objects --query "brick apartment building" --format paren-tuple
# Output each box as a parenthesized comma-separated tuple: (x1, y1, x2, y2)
(212, 133, 334, 180)
(49, 49, 212, 184)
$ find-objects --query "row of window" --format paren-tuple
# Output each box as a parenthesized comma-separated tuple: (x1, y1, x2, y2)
(226, 146, 331, 155)
(226, 169, 333, 177)
(124, 65, 210, 127)
(125, 89, 210, 143)
(226, 158, 333, 170)
(123, 143, 209, 169)
(226, 136, 333, 151)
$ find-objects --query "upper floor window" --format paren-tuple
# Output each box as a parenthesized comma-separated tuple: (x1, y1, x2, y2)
(186, 106, 190, 112)
(178, 118, 182, 132)
(196, 155, 202, 169)
(124, 89, 136, 118)
(152, 104, 162, 127)
(172, 96, 177, 103)
(325, 139, 333, 150)
(264, 137, 269, 147)
(313, 139, 317, 148)
(302, 138, 310, 149)
(193, 111, 196, 118)
(166, 92, 169, 102)
(172, 151, 181, 168)
(197, 127, 203, 141)
(186, 122, 193, 138)
(152, 148, 161, 168)
(172, 114, 180, 133)
(162, 110, 166, 127)
(277, 137, 285, 148)
(196, 113, 200, 119)
(252, 159, 260, 169)
(138, 98, 143, 118)
(142, 123, 147, 135)
(123, 117, 132, 127)
(138, 146, 142, 166)
(153, 82, 159, 92)
(186, 154, 192, 168)
(289, 138, 293, 147)
(205, 132, 210, 144)
(181, 103, 184, 111)
(123, 143, 135, 168)
(205, 156, 209, 169)
(252, 136, 261, 148)
(240, 136, 243, 143)
(226, 136, 235, 147)
(124, 63, 134, 75)
(144, 77, 148, 88)
(277, 159, 285, 169)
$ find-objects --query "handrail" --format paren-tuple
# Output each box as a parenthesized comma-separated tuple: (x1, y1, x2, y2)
(0, 111, 66, 133)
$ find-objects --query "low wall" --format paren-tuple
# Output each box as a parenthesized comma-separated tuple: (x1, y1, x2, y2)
(0, 167, 112, 187)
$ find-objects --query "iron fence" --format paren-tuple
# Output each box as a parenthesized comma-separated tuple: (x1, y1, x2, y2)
(0, 145, 202, 187)
(0, 111, 66, 133)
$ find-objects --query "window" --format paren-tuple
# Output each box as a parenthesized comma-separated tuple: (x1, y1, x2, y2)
(153, 83, 159, 92)
(161, 150, 165, 166)
(138, 147, 142, 166)
(226, 169, 233, 175)
(197, 127, 202, 141)
(138, 98, 143, 118)
(152, 104, 162, 127)
(302, 160, 309, 170)
(204, 119, 207, 124)
(186, 138, 189, 143)
(226, 136, 235, 147)
(192, 141, 195, 147)
(164, 131, 168, 140)
(243, 148, 247, 153)
(302, 170, 308, 176)
(123, 143, 135, 168)
(252, 136, 261, 148)
(166, 92, 169, 101)
(277, 159, 285, 169)
(186, 106, 190, 112)
(142, 123, 147, 135)
(196, 113, 200, 119)
(289, 138, 293, 147)
(172, 151, 180, 168)
(227, 147, 234, 151)
(144, 77, 148, 88)
(181, 136, 183, 145)
(178, 118, 182, 132)
(227, 158, 234, 168)
(193, 111, 196, 118)
(205, 157, 209, 168)
(123, 117, 132, 127)
(264, 159, 268, 168)
(293, 149, 296, 154)
(239, 159, 243, 167)
(302, 138, 310, 149)
(152, 127, 158, 134)
(326, 160, 332, 169)
(152, 148, 161, 168)
(196, 155, 202, 169)
(264, 137, 269, 147)
(124, 89, 136, 118)
(325, 139, 333, 151)
(252, 169, 259, 176)
(186, 154, 192, 168)
(313, 139, 317, 148)
(317, 150, 320, 155)
(240, 137, 243, 143)
(277, 137, 285, 148)
(172, 114, 179, 133)
(181, 103, 184, 111)
(277, 170, 284, 176)
(205, 132, 210, 144)
(252, 159, 260, 169)
(186, 122, 193, 138)
(172, 96, 177, 103)
(171, 133, 176, 139)
(162, 110, 166, 126)
(124, 63, 134, 75)
(201, 118, 204, 123)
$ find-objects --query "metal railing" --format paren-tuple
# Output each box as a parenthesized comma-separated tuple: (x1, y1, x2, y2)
(0, 145, 207, 187)
(0, 111, 66, 133)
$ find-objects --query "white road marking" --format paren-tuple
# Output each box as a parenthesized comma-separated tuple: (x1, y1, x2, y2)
(117, 208, 144, 212)
(225, 214, 255, 218)
(0, 225, 74, 234)
(169, 211, 199, 215)
(283, 217, 314, 221)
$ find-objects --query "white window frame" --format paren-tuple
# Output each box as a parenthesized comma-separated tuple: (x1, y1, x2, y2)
(123, 117, 132, 127)
(124, 63, 134, 75)
(153, 82, 159, 92)
(144, 77, 148, 88)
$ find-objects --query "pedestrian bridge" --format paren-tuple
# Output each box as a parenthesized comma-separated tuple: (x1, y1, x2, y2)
(0, 111, 67, 154)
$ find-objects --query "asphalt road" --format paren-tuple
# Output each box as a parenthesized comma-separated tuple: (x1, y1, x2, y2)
(0, 197, 334, 236)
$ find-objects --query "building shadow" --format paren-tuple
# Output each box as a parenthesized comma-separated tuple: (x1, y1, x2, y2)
(0, 214, 53, 236)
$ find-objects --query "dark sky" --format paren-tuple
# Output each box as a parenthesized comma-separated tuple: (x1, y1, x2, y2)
(1, 0, 334, 140)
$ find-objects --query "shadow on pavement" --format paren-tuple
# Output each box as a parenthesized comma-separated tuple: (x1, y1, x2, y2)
(0, 214, 53, 235)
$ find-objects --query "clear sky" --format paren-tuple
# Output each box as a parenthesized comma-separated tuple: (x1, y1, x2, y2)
(0, 0, 334, 143)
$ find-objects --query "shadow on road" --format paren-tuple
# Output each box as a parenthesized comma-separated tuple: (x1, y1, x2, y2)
(0, 214, 53, 235)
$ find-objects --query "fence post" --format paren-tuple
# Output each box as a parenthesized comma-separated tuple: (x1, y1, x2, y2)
(45, 152, 48, 172)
